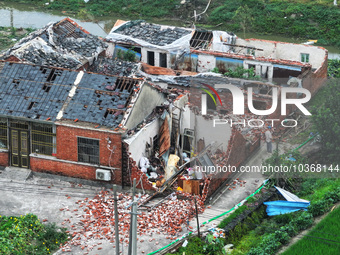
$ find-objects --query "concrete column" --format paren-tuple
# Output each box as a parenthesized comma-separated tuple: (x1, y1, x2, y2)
(268, 65, 274, 82)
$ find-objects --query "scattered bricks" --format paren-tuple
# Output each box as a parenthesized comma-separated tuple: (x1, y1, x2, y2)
(59, 190, 205, 251)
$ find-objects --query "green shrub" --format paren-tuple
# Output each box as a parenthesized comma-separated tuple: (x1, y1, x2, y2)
(274, 229, 290, 245)
(293, 211, 313, 231)
(273, 213, 293, 225)
(323, 187, 340, 203)
(247, 233, 281, 255)
(308, 199, 332, 217)
(0, 214, 68, 255)
(279, 224, 298, 237)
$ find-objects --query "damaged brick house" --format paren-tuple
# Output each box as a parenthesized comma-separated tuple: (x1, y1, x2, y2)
(0, 18, 328, 202)
(105, 19, 328, 91)
(0, 18, 108, 70)
(0, 61, 167, 186)
(141, 72, 287, 199)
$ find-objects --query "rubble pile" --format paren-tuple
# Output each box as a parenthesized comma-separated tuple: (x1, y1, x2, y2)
(116, 22, 191, 46)
(59, 190, 204, 253)
(89, 57, 139, 77)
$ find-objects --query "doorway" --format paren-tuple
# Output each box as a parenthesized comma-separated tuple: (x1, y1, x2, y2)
(10, 124, 29, 168)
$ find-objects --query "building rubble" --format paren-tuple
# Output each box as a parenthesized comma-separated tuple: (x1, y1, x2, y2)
(58, 190, 204, 253)
(0, 18, 108, 70)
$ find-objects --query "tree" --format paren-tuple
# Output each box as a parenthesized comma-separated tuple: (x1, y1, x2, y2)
(312, 79, 340, 164)
(232, 5, 253, 38)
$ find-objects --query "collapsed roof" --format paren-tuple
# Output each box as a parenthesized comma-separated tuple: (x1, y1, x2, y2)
(111, 20, 192, 46)
(0, 18, 108, 70)
(0, 61, 142, 129)
(106, 20, 236, 53)
(88, 56, 139, 77)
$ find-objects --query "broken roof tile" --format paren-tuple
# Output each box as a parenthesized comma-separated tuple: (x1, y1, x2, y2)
(0, 61, 141, 128)
(0, 18, 108, 70)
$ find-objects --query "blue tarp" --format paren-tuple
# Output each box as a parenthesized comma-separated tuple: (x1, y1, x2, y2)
(264, 186, 310, 216)
(264, 200, 310, 216)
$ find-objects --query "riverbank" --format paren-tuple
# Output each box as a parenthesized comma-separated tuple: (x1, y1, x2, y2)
(0, 27, 32, 51)
(5, 0, 340, 49)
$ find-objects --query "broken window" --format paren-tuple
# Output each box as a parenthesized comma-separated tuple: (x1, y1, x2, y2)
(247, 48, 255, 56)
(0, 118, 7, 148)
(147, 51, 155, 66)
(153, 135, 159, 153)
(182, 129, 195, 156)
(78, 137, 99, 165)
(31, 123, 56, 156)
(190, 31, 213, 50)
(301, 53, 309, 63)
(159, 53, 167, 68)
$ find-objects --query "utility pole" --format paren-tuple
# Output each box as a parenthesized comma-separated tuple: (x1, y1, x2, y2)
(10, 8, 15, 36)
(194, 197, 200, 238)
(132, 190, 138, 255)
(128, 178, 136, 255)
(113, 185, 119, 255)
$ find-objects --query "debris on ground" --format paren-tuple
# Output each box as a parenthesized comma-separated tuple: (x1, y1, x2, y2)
(59, 190, 204, 253)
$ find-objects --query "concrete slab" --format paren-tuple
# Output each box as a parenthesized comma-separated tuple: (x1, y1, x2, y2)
(1, 166, 32, 181)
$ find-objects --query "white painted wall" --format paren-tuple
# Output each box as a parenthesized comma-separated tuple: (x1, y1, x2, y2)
(106, 43, 115, 57)
(236, 38, 327, 69)
(197, 54, 216, 72)
(124, 118, 160, 164)
(181, 108, 232, 152)
(243, 60, 274, 82)
(141, 47, 170, 68)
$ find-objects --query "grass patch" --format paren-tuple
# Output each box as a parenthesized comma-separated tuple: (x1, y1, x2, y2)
(0, 27, 34, 51)
(0, 214, 68, 254)
(218, 205, 247, 229)
(282, 206, 340, 255)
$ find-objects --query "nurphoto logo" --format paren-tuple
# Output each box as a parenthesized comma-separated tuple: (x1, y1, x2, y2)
(200, 84, 312, 128)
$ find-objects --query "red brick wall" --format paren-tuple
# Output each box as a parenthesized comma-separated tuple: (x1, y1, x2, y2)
(30, 156, 97, 180)
(0, 152, 9, 167)
(29, 125, 123, 184)
(122, 142, 156, 190)
(205, 129, 258, 199)
(56, 125, 122, 168)
(300, 54, 328, 96)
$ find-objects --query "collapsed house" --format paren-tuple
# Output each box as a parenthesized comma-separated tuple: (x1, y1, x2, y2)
(106, 20, 328, 94)
(0, 18, 329, 202)
(0, 18, 108, 70)
(129, 71, 291, 200)
(0, 61, 168, 186)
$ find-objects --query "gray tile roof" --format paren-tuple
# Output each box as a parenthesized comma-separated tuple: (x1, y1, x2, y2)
(0, 62, 140, 128)
(1, 18, 108, 70)
(114, 21, 191, 46)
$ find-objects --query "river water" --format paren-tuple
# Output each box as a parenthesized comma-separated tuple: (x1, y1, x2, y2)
(0, 1, 339, 59)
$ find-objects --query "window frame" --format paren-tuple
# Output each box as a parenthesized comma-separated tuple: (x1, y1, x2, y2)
(301, 53, 310, 63)
(77, 136, 100, 165)
(0, 118, 8, 149)
(31, 122, 56, 156)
